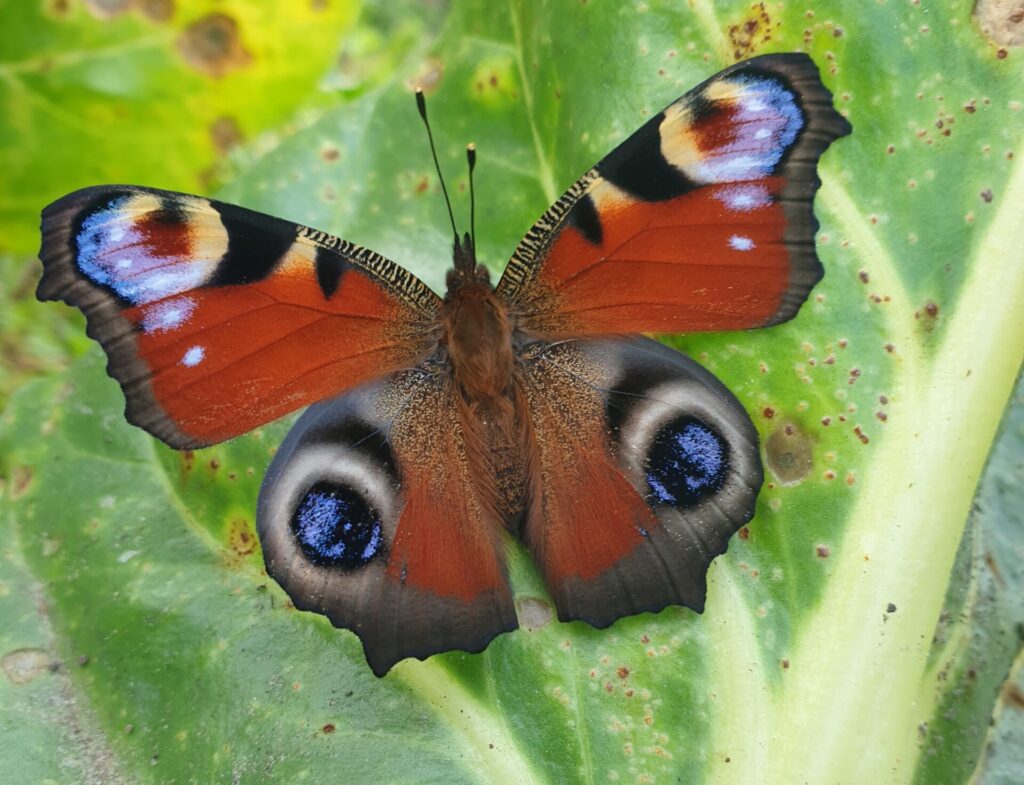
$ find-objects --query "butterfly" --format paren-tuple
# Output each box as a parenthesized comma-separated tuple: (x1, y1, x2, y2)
(37, 53, 850, 676)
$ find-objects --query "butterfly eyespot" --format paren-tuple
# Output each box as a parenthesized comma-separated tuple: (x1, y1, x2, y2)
(644, 416, 728, 507)
(291, 481, 384, 568)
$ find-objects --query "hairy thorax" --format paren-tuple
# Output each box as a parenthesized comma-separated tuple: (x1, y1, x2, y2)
(439, 275, 528, 521)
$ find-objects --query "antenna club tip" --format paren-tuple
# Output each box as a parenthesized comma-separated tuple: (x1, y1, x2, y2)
(467, 142, 476, 151)
(414, 88, 427, 119)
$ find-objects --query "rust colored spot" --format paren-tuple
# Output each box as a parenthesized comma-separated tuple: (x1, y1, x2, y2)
(46, 0, 71, 16)
(884, 342, 895, 354)
(639, 634, 650, 644)
(845, 473, 856, 486)
(177, 13, 252, 78)
(765, 421, 814, 485)
(727, 2, 775, 59)
(321, 146, 340, 162)
(886, 144, 896, 154)
(848, 368, 861, 385)
(858, 270, 869, 284)
(617, 666, 630, 679)
(980, 188, 994, 202)
(322, 723, 336, 734)
(854, 426, 869, 445)
(415, 176, 429, 194)
(876, 411, 888, 422)
(998, 47, 1009, 58)
(879, 394, 889, 405)
(10, 466, 33, 499)
(781, 658, 790, 669)
(738, 526, 750, 540)
(228, 519, 258, 558)
(821, 416, 831, 426)
(823, 469, 836, 480)
(210, 458, 220, 470)
(816, 545, 831, 558)
(1004, 682, 1024, 710)
(762, 407, 775, 419)
(604, 682, 614, 694)
(139, 0, 174, 23)
(210, 116, 243, 155)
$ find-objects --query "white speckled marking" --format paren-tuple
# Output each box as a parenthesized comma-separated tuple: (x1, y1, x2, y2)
(181, 346, 205, 367)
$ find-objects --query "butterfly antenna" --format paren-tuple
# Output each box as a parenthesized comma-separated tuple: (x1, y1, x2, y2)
(415, 89, 459, 244)
(466, 143, 477, 254)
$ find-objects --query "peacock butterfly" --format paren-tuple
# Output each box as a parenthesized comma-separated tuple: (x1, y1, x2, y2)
(37, 53, 850, 676)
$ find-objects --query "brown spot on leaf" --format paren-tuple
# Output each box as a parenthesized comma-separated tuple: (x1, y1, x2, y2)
(409, 58, 444, 94)
(139, 0, 174, 23)
(322, 723, 336, 734)
(210, 116, 243, 155)
(228, 519, 258, 558)
(858, 270, 870, 283)
(853, 425, 869, 445)
(1005, 681, 1024, 710)
(2, 649, 52, 684)
(974, 0, 1024, 47)
(516, 597, 553, 631)
(816, 545, 831, 558)
(762, 407, 775, 419)
(177, 13, 252, 78)
(617, 666, 630, 679)
(321, 146, 340, 162)
(765, 421, 813, 485)
(738, 526, 750, 540)
(727, 2, 776, 59)
(10, 466, 33, 499)
(46, 0, 71, 17)
(980, 188, 994, 202)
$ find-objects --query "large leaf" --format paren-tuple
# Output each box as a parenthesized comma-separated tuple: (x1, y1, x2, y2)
(2, 1, 1023, 783)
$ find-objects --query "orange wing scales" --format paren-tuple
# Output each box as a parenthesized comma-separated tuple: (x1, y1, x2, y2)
(37, 186, 441, 448)
(499, 53, 850, 337)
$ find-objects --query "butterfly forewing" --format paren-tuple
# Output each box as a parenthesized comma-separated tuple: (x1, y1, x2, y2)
(37, 185, 441, 448)
(498, 52, 851, 337)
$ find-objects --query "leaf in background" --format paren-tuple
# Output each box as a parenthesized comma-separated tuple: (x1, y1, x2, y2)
(0, 0, 360, 255)
(2, 1, 1023, 784)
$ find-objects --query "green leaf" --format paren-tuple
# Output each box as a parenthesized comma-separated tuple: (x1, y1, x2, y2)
(0, 0, 360, 255)
(3, 1, 1023, 783)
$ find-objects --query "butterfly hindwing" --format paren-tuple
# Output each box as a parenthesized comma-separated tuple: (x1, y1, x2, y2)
(257, 367, 518, 676)
(38, 186, 442, 448)
(498, 52, 850, 336)
(519, 337, 762, 625)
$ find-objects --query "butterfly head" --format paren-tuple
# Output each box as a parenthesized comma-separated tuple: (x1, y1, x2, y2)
(446, 231, 491, 298)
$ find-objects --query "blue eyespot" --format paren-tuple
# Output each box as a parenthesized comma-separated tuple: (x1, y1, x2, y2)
(645, 417, 728, 507)
(291, 482, 383, 568)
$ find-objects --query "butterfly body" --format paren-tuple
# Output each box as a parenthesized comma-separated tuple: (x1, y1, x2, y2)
(38, 54, 850, 675)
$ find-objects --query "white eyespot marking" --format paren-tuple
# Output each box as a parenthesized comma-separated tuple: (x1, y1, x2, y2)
(181, 346, 205, 367)
(109, 226, 125, 242)
(715, 184, 773, 212)
(744, 98, 768, 112)
(729, 235, 756, 251)
(116, 257, 133, 269)
(143, 296, 196, 333)
(755, 128, 772, 140)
